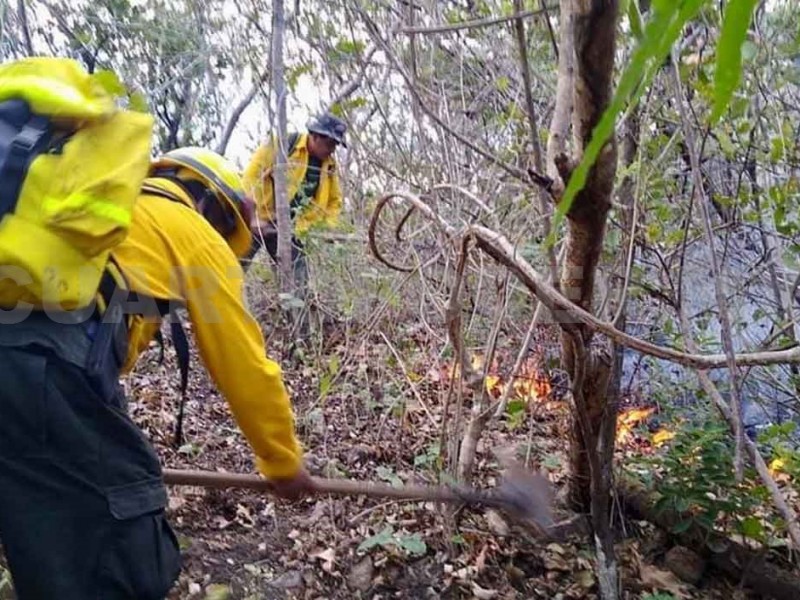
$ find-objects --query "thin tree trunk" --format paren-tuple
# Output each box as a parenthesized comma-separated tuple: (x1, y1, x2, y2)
(546, 0, 573, 195)
(670, 58, 746, 480)
(557, 1, 620, 598)
(561, 0, 618, 513)
(17, 0, 34, 56)
(270, 0, 293, 291)
(513, 0, 556, 285)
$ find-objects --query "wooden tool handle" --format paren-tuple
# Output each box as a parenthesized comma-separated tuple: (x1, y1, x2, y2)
(162, 468, 466, 504)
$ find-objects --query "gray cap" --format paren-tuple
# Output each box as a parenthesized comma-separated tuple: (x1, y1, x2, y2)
(307, 112, 348, 147)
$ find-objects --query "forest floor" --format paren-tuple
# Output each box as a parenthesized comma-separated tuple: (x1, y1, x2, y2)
(120, 308, 770, 600)
(0, 300, 788, 600)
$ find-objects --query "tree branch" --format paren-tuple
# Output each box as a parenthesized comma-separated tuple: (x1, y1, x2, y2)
(513, 0, 557, 285)
(545, 0, 574, 196)
(466, 223, 800, 369)
(354, 3, 552, 189)
(326, 44, 379, 111)
(366, 192, 800, 370)
(400, 6, 555, 35)
(17, 0, 34, 56)
(216, 69, 269, 155)
(670, 57, 746, 480)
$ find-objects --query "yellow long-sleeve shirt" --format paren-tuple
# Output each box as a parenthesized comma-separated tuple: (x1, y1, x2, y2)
(111, 180, 302, 479)
(242, 133, 343, 234)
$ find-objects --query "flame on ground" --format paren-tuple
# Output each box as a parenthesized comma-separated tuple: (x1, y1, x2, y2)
(652, 428, 676, 446)
(616, 407, 655, 444)
(441, 352, 552, 403)
(480, 354, 552, 403)
(769, 457, 785, 476)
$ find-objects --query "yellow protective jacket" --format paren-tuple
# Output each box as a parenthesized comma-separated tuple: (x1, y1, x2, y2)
(242, 133, 343, 234)
(111, 179, 302, 479)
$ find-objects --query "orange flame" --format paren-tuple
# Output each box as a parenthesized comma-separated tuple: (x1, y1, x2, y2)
(616, 407, 655, 444)
(652, 428, 676, 446)
(769, 458, 785, 477)
(438, 353, 552, 404)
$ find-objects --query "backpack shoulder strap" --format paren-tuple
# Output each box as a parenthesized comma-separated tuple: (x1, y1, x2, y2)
(287, 132, 300, 156)
(271, 131, 300, 159)
(122, 180, 192, 446)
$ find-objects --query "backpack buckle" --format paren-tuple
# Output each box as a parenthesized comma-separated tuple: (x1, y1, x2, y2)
(10, 118, 50, 155)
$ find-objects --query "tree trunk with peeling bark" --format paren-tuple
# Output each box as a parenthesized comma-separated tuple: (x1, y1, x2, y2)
(556, 0, 619, 515)
(550, 0, 620, 597)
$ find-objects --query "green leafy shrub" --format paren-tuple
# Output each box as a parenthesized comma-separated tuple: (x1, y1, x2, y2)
(631, 415, 798, 547)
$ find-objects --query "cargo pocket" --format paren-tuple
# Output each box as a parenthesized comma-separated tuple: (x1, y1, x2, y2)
(0, 348, 47, 458)
(95, 478, 181, 600)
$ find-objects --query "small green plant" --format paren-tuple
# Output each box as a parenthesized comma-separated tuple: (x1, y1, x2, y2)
(318, 354, 340, 399)
(357, 525, 427, 557)
(644, 417, 767, 542)
(758, 422, 800, 480)
(376, 466, 403, 488)
(414, 442, 441, 469)
(505, 398, 527, 430)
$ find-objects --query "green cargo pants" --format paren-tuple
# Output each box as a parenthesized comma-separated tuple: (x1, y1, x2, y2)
(0, 311, 181, 599)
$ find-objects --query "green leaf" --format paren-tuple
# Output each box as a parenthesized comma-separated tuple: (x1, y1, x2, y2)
(506, 398, 526, 416)
(542, 455, 561, 470)
(334, 39, 365, 55)
(741, 40, 757, 61)
(495, 75, 510, 92)
(627, 0, 644, 40)
(278, 292, 305, 310)
(717, 130, 736, 158)
(711, 0, 759, 123)
(646, 222, 663, 242)
(546, 0, 705, 248)
(128, 91, 149, 113)
(395, 534, 427, 556)
(358, 526, 394, 553)
(674, 496, 691, 513)
(93, 69, 126, 97)
(413, 453, 430, 467)
(327, 354, 340, 375)
(740, 516, 765, 540)
(770, 137, 785, 163)
(376, 466, 403, 488)
(319, 372, 333, 397)
(204, 584, 231, 600)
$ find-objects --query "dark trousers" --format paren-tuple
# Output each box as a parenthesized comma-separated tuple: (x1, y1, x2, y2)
(243, 227, 308, 289)
(0, 313, 181, 599)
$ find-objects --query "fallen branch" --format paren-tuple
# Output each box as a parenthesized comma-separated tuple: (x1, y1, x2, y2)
(366, 192, 800, 369)
(618, 474, 800, 600)
(368, 191, 455, 272)
(467, 224, 800, 369)
(305, 231, 366, 243)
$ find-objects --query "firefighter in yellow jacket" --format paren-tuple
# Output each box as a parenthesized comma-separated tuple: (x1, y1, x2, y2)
(241, 112, 347, 279)
(0, 147, 314, 599)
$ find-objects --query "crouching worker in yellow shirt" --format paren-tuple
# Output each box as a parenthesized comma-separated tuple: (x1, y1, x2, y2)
(0, 147, 314, 599)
